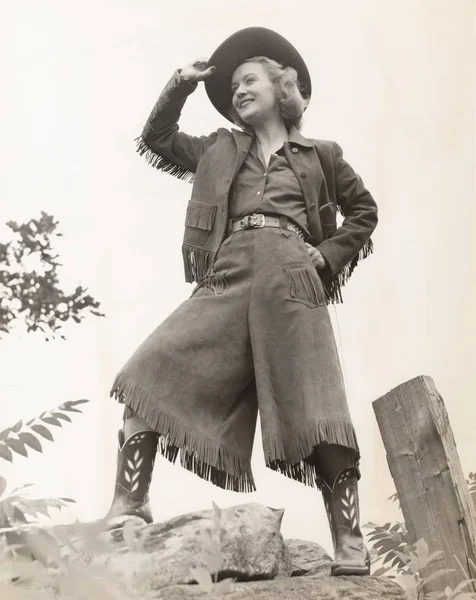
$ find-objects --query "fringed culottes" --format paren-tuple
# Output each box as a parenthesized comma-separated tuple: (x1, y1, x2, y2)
(110, 227, 360, 492)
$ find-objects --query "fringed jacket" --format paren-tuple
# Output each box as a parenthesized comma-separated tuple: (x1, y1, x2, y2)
(136, 71, 378, 303)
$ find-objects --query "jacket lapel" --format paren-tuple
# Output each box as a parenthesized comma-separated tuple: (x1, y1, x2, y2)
(230, 128, 253, 180)
(206, 128, 253, 228)
(283, 127, 328, 243)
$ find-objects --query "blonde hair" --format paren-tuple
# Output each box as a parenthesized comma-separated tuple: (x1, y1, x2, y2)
(228, 56, 309, 130)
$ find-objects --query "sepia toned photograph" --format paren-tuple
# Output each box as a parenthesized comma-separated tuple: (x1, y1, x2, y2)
(1, 1, 475, 598)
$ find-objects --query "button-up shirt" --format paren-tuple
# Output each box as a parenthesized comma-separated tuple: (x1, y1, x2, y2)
(229, 131, 310, 236)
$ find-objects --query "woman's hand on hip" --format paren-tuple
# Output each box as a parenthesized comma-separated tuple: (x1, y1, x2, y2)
(180, 58, 216, 83)
(305, 243, 327, 270)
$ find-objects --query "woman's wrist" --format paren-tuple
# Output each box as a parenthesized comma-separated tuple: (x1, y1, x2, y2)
(179, 70, 190, 81)
(179, 60, 215, 84)
(177, 69, 197, 89)
(178, 69, 197, 86)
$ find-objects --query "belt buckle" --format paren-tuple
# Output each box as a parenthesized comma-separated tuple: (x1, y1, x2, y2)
(247, 213, 265, 228)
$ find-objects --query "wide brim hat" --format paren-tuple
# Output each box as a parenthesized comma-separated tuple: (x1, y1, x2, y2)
(205, 27, 312, 123)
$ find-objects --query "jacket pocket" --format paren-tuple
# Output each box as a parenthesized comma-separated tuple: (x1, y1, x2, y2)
(184, 201, 217, 246)
(282, 261, 327, 308)
(319, 202, 338, 239)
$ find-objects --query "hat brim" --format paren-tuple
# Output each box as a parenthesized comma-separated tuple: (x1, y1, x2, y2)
(205, 27, 311, 123)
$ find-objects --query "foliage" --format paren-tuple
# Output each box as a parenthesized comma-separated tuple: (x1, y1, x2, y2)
(0, 482, 75, 535)
(467, 474, 476, 507)
(0, 399, 89, 464)
(0, 393, 233, 598)
(0, 400, 88, 558)
(0, 502, 236, 599)
(365, 491, 476, 599)
(0, 212, 104, 339)
(364, 519, 410, 576)
(392, 538, 455, 599)
(190, 501, 236, 597)
(391, 538, 476, 600)
(0, 518, 143, 599)
(364, 490, 407, 575)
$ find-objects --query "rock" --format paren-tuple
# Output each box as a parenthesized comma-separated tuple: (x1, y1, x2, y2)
(98, 503, 291, 590)
(150, 575, 406, 599)
(285, 539, 333, 576)
(10, 503, 407, 600)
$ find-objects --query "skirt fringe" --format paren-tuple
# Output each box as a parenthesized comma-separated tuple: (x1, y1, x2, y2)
(265, 420, 361, 490)
(110, 374, 256, 493)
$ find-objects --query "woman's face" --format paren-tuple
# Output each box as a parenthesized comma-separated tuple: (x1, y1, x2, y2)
(231, 61, 280, 126)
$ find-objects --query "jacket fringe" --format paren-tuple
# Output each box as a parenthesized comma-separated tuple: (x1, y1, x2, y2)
(110, 375, 256, 493)
(265, 419, 360, 490)
(322, 237, 374, 304)
(182, 245, 216, 283)
(135, 136, 196, 183)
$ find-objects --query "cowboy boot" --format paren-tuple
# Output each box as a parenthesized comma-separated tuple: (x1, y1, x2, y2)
(104, 429, 159, 524)
(321, 467, 371, 576)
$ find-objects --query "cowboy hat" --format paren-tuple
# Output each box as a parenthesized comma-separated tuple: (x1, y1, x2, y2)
(205, 27, 311, 122)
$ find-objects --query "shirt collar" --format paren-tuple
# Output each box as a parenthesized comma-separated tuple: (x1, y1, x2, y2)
(234, 125, 314, 152)
(244, 125, 314, 149)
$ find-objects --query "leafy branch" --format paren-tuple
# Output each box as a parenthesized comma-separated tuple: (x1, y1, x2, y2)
(0, 477, 75, 542)
(0, 521, 134, 599)
(390, 538, 476, 600)
(190, 501, 235, 598)
(0, 212, 104, 339)
(0, 399, 89, 463)
(467, 473, 476, 507)
(0, 401, 89, 556)
(364, 519, 410, 576)
(365, 487, 476, 599)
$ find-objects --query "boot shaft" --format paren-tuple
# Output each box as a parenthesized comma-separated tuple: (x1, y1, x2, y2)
(321, 467, 371, 576)
(106, 429, 159, 524)
(321, 468, 363, 537)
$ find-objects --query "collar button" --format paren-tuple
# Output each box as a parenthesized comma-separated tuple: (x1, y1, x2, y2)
(292, 147, 299, 153)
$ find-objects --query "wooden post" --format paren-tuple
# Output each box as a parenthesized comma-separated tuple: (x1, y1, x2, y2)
(373, 375, 476, 592)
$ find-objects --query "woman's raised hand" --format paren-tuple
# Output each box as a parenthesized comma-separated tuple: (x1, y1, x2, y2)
(180, 58, 216, 83)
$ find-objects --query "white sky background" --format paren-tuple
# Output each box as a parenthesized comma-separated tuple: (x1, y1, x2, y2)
(1, 0, 475, 552)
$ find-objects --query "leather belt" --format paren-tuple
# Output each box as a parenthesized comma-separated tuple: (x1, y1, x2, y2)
(228, 213, 305, 239)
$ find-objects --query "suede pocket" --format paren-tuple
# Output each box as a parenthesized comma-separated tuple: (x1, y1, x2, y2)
(184, 201, 217, 246)
(282, 261, 327, 308)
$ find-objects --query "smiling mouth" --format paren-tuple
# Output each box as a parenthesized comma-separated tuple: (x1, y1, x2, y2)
(240, 99, 254, 109)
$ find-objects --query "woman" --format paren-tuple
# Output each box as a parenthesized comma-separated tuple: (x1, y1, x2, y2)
(106, 27, 377, 577)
